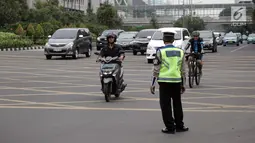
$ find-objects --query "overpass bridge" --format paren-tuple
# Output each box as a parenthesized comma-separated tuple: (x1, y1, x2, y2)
(116, 3, 254, 26)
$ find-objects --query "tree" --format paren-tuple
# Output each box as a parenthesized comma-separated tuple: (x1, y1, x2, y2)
(35, 24, 44, 39)
(150, 14, 159, 28)
(96, 2, 122, 28)
(174, 15, 205, 32)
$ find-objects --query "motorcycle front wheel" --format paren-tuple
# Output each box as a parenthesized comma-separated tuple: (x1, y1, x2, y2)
(103, 83, 111, 102)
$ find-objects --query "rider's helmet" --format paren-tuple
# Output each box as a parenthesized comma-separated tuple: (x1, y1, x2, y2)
(192, 31, 200, 37)
(106, 33, 117, 43)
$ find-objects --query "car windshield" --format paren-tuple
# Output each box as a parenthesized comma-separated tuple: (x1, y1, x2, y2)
(51, 29, 77, 39)
(248, 34, 255, 37)
(118, 33, 136, 39)
(199, 31, 212, 38)
(136, 30, 156, 38)
(102, 30, 119, 36)
(225, 33, 237, 37)
(152, 30, 182, 40)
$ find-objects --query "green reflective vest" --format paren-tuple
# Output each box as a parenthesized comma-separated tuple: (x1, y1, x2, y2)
(157, 46, 184, 83)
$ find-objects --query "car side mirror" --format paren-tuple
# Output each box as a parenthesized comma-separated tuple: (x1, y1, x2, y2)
(94, 52, 100, 55)
(48, 35, 51, 38)
(219, 34, 221, 37)
(147, 36, 152, 39)
(79, 35, 83, 38)
(184, 36, 190, 40)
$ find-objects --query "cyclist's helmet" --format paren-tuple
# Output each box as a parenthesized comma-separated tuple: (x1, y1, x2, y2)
(192, 31, 200, 37)
(106, 33, 117, 42)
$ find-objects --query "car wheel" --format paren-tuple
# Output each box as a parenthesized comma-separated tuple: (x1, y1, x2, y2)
(141, 51, 145, 55)
(236, 43, 239, 46)
(72, 49, 79, 59)
(133, 50, 137, 55)
(247, 42, 249, 44)
(96, 46, 101, 51)
(46, 55, 52, 60)
(85, 48, 91, 57)
(147, 59, 153, 63)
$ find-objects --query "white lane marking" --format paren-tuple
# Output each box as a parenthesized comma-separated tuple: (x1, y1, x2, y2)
(231, 45, 248, 53)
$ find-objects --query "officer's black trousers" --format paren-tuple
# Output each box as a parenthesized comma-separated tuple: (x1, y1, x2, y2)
(158, 82, 184, 129)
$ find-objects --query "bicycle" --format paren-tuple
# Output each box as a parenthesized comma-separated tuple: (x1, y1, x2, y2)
(186, 52, 204, 88)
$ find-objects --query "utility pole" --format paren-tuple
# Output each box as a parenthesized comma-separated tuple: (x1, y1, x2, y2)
(182, 0, 185, 27)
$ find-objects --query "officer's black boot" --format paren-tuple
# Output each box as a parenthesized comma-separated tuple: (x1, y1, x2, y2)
(176, 126, 189, 132)
(161, 127, 175, 134)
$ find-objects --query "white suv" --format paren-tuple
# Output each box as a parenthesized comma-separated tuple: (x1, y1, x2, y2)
(146, 27, 191, 63)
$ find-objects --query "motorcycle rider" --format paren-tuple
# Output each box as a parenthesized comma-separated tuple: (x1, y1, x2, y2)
(185, 31, 204, 74)
(99, 33, 127, 90)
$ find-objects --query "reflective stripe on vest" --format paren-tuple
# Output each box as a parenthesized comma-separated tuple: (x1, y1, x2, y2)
(158, 46, 184, 83)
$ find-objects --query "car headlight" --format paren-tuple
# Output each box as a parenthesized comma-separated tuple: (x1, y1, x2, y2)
(147, 45, 153, 50)
(66, 42, 73, 49)
(45, 43, 50, 48)
(97, 37, 100, 41)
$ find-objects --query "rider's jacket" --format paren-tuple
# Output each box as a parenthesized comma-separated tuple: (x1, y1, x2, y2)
(186, 38, 203, 53)
(100, 44, 125, 58)
(153, 44, 185, 84)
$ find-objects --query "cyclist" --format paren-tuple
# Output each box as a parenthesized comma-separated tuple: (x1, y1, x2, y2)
(185, 31, 204, 75)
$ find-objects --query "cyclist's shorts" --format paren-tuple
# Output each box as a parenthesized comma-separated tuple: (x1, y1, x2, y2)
(197, 54, 203, 60)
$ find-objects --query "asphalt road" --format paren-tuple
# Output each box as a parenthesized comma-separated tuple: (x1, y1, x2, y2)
(0, 44, 255, 143)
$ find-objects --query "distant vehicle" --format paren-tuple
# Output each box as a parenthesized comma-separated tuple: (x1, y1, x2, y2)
(116, 31, 138, 50)
(214, 32, 224, 45)
(96, 29, 124, 51)
(223, 33, 240, 46)
(130, 29, 157, 55)
(242, 34, 248, 40)
(247, 33, 255, 44)
(198, 30, 217, 52)
(234, 33, 243, 44)
(44, 28, 92, 59)
(146, 27, 191, 63)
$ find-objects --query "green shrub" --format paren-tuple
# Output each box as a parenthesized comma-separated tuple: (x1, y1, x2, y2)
(40, 22, 54, 36)
(26, 23, 35, 37)
(35, 24, 44, 39)
(35, 39, 47, 45)
(15, 24, 25, 35)
(0, 32, 33, 49)
(86, 24, 108, 36)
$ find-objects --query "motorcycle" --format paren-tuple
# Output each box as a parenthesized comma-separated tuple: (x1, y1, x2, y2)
(94, 52, 125, 102)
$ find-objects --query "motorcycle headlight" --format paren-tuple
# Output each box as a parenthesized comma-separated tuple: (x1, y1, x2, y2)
(103, 71, 112, 75)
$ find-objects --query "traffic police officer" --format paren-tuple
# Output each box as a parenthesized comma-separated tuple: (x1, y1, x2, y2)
(150, 29, 189, 134)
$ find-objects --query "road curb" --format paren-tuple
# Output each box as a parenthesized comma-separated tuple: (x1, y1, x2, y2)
(0, 46, 44, 52)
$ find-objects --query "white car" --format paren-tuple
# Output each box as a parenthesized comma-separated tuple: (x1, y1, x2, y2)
(146, 27, 191, 63)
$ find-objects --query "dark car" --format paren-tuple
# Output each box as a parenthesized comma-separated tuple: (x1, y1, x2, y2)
(116, 31, 138, 50)
(96, 29, 124, 51)
(44, 28, 92, 59)
(131, 29, 157, 55)
(198, 30, 217, 52)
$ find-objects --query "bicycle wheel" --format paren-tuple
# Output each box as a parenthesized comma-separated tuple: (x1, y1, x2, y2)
(195, 63, 201, 85)
(188, 61, 194, 88)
